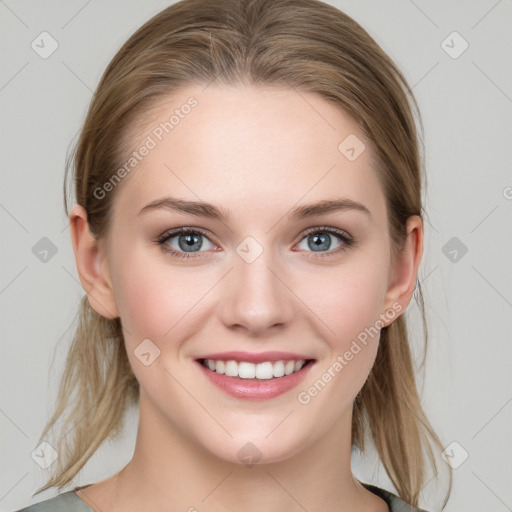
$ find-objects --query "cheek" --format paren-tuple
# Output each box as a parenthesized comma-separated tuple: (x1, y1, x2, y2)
(293, 248, 390, 400)
(110, 245, 219, 345)
(294, 290, 385, 427)
(300, 253, 389, 347)
(113, 271, 171, 341)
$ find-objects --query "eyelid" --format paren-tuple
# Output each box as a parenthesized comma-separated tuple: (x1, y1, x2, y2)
(157, 226, 216, 244)
(299, 225, 352, 241)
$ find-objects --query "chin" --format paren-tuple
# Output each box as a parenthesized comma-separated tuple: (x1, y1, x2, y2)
(196, 422, 315, 468)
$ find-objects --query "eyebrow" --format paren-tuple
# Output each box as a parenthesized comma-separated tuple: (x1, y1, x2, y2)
(137, 196, 371, 222)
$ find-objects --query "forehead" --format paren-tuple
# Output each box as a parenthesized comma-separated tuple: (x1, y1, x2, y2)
(113, 84, 386, 224)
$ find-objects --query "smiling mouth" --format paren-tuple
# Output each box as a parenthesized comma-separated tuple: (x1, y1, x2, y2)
(198, 358, 315, 380)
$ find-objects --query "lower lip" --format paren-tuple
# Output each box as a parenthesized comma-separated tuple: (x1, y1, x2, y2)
(196, 360, 314, 401)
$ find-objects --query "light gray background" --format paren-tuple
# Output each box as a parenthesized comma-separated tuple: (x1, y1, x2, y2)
(1, 1, 511, 511)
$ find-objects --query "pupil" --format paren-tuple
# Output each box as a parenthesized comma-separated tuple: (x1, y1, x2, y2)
(179, 233, 202, 251)
(310, 233, 331, 251)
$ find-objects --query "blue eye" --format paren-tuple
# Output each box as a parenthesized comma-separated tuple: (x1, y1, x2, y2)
(296, 227, 354, 257)
(156, 226, 354, 260)
(157, 228, 214, 259)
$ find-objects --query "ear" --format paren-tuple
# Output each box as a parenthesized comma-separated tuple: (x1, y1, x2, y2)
(69, 204, 119, 319)
(381, 215, 423, 325)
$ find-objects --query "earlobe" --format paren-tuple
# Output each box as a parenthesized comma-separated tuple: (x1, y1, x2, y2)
(381, 215, 423, 325)
(69, 204, 119, 319)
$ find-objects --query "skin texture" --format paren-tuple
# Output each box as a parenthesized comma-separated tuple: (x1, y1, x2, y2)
(70, 84, 422, 512)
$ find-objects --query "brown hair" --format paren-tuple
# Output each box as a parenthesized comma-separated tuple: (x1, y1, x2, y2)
(35, 0, 451, 506)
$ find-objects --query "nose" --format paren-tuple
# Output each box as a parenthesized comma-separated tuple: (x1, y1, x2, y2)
(218, 247, 295, 336)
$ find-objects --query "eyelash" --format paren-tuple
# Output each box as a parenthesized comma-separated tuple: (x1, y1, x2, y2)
(155, 226, 355, 260)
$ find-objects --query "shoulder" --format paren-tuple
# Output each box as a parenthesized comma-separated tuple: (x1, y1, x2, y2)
(362, 483, 430, 512)
(13, 490, 94, 512)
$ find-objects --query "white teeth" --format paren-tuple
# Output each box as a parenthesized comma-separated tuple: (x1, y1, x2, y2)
(272, 360, 285, 378)
(215, 360, 225, 374)
(202, 359, 308, 379)
(255, 362, 273, 380)
(225, 360, 238, 377)
(285, 360, 295, 375)
(238, 361, 256, 379)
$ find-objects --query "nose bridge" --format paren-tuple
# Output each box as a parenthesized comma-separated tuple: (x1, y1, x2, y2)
(219, 237, 294, 334)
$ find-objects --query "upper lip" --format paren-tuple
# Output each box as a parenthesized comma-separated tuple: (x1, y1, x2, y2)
(196, 351, 314, 364)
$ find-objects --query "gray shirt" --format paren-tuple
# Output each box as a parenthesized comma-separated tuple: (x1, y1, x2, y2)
(14, 483, 428, 511)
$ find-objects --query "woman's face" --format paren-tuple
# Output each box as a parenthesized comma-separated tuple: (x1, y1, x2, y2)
(92, 84, 415, 464)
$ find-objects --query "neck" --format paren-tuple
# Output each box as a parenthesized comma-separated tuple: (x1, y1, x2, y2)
(89, 391, 384, 512)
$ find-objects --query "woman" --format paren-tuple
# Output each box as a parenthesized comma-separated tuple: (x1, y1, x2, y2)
(15, 0, 451, 510)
